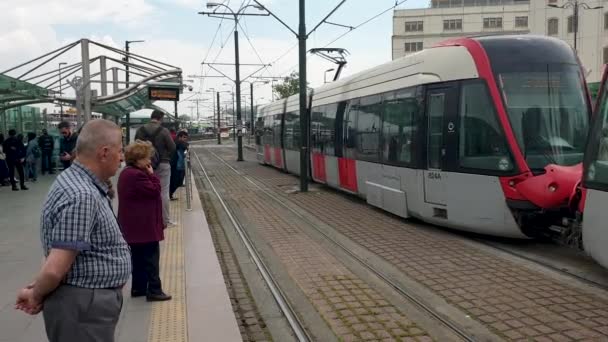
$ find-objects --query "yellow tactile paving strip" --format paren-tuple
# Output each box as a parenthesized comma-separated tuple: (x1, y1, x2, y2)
(148, 192, 188, 342)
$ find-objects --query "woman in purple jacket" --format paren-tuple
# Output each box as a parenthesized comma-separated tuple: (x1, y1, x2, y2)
(118, 140, 171, 301)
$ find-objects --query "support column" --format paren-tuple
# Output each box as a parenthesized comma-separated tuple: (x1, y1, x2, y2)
(217, 92, 221, 145)
(81, 39, 92, 124)
(112, 67, 119, 94)
(100, 56, 108, 97)
(249, 82, 254, 145)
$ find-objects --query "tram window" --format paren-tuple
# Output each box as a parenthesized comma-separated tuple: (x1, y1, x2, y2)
(284, 112, 295, 150)
(311, 106, 325, 154)
(585, 81, 608, 186)
(344, 100, 358, 159)
(458, 82, 513, 172)
(381, 88, 418, 165)
(273, 114, 282, 147)
(324, 103, 338, 156)
(355, 95, 382, 162)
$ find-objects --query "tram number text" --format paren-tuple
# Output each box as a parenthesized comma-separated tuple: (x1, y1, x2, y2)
(428, 172, 442, 180)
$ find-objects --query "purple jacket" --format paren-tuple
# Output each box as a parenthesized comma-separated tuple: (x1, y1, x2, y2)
(117, 166, 164, 244)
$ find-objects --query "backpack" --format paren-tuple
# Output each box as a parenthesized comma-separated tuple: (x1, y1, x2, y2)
(141, 126, 164, 169)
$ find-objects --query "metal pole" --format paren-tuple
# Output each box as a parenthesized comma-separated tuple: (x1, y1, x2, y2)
(217, 91, 221, 144)
(58, 64, 64, 120)
(185, 151, 192, 211)
(232, 92, 236, 142)
(298, 0, 309, 192)
(234, 19, 244, 161)
(249, 82, 254, 145)
(100, 56, 108, 97)
(81, 39, 92, 124)
(125, 41, 131, 143)
(112, 67, 119, 94)
(573, 1, 578, 52)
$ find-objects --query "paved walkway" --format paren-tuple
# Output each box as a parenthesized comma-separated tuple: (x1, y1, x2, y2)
(0, 170, 240, 342)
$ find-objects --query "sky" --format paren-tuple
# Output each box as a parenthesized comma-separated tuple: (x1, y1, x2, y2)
(0, 0, 430, 119)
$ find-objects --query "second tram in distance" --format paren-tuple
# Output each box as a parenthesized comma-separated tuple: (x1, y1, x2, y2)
(256, 35, 590, 241)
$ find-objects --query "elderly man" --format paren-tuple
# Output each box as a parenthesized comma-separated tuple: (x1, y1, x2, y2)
(15, 119, 131, 342)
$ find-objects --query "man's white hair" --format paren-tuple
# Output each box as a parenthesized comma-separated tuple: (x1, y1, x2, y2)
(76, 119, 122, 157)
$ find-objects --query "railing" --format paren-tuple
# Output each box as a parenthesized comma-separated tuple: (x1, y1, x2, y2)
(184, 150, 193, 211)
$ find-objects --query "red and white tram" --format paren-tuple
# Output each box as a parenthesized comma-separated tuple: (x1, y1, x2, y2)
(579, 67, 608, 269)
(256, 35, 591, 239)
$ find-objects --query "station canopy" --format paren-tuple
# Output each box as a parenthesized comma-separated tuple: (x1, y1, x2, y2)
(0, 39, 183, 118)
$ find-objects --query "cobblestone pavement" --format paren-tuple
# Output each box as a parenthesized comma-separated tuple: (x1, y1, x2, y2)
(198, 187, 272, 342)
(194, 147, 436, 342)
(208, 146, 608, 342)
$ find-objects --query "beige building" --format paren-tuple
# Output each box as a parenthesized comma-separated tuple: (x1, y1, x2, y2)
(393, 0, 607, 82)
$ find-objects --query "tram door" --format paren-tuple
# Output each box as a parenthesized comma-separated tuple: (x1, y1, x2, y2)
(423, 85, 458, 207)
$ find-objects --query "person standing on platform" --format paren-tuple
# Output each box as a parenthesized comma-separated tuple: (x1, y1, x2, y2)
(118, 140, 172, 302)
(2, 129, 28, 191)
(38, 129, 55, 175)
(135, 110, 176, 228)
(26, 132, 40, 182)
(58, 121, 78, 170)
(170, 131, 189, 200)
(14, 119, 131, 342)
(0, 134, 9, 186)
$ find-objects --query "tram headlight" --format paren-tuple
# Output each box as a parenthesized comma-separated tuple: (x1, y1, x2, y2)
(548, 183, 558, 192)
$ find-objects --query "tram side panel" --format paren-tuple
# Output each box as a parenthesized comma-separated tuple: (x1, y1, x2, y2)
(581, 190, 608, 269)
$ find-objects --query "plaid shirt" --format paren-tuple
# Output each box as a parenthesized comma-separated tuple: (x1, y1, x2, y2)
(41, 161, 131, 288)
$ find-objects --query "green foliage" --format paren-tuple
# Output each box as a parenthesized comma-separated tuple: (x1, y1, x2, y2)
(273, 72, 305, 100)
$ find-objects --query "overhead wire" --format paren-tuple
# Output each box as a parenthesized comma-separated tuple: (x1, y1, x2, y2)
(273, 0, 409, 78)
(322, 0, 408, 47)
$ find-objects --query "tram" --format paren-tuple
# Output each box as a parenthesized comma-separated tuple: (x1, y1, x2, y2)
(256, 35, 591, 240)
(579, 68, 608, 269)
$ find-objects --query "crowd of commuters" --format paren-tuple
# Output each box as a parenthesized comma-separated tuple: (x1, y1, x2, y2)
(0, 121, 79, 191)
(14, 111, 189, 342)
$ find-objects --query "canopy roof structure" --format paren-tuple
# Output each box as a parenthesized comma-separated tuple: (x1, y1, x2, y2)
(0, 39, 183, 120)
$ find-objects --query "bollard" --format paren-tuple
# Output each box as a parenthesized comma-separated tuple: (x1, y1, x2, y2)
(185, 150, 193, 211)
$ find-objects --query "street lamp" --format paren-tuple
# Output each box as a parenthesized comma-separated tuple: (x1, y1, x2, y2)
(58, 62, 67, 120)
(124, 39, 145, 144)
(324, 68, 335, 84)
(200, 3, 267, 161)
(548, 1, 602, 52)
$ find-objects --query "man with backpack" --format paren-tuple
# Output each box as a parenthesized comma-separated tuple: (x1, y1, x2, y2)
(135, 110, 176, 227)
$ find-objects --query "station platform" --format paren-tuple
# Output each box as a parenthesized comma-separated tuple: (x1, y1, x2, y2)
(0, 170, 241, 342)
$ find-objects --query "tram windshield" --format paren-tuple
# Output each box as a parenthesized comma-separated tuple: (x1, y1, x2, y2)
(585, 78, 608, 187)
(498, 64, 589, 171)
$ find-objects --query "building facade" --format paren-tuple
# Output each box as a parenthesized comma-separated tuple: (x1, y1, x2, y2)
(393, 0, 607, 82)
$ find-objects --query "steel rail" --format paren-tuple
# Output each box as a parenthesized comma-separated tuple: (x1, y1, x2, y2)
(202, 147, 476, 342)
(192, 150, 312, 342)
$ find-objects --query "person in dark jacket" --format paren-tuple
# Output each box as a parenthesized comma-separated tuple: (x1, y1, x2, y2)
(118, 140, 172, 302)
(58, 121, 78, 170)
(38, 129, 55, 174)
(2, 130, 28, 191)
(0, 134, 9, 186)
(170, 131, 189, 200)
(135, 110, 176, 227)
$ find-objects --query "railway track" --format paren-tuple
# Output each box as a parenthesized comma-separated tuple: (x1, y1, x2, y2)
(196, 147, 478, 342)
(193, 151, 312, 342)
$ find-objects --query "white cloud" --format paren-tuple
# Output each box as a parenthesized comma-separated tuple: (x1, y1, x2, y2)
(0, 0, 156, 69)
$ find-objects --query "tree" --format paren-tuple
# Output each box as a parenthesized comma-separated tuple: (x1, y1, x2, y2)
(273, 71, 307, 100)
(179, 114, 192, 121)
